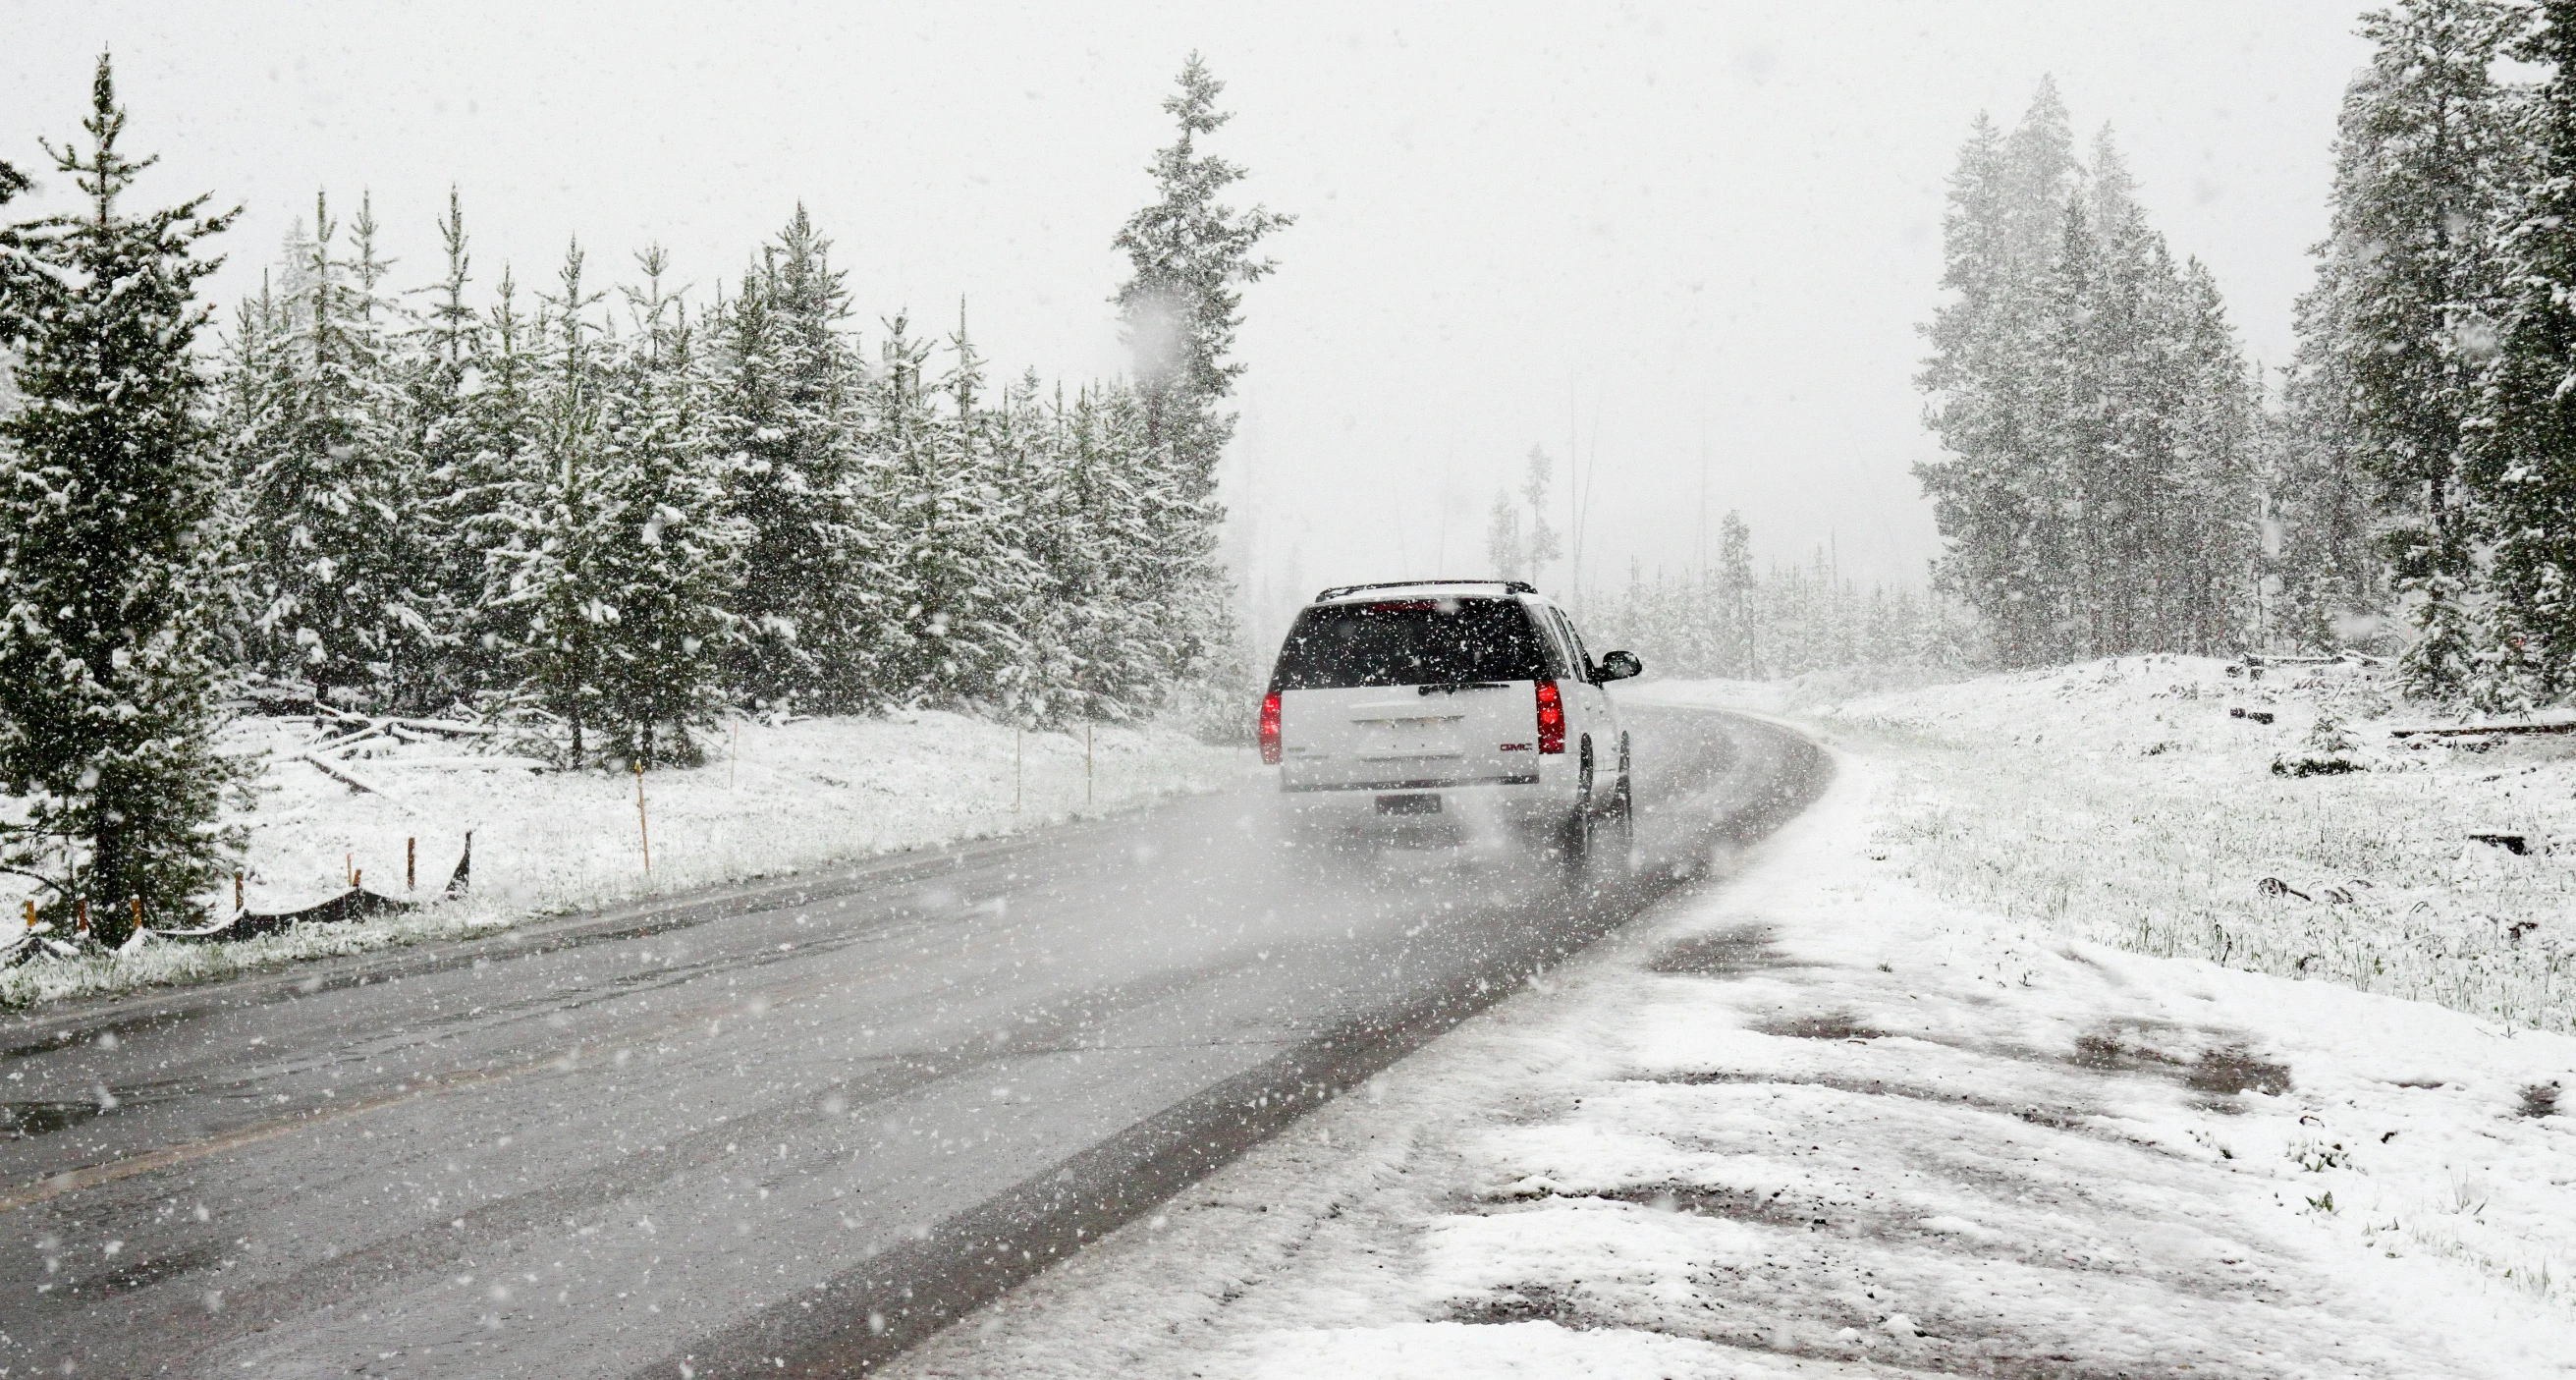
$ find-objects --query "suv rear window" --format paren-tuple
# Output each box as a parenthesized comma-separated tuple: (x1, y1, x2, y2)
(1269, 598, 1552, 691)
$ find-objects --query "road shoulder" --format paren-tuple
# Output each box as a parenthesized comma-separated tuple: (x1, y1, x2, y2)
(888, 750, 2576, 1378)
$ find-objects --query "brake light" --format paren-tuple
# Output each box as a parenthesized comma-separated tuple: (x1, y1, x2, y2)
(1534, 679, 1564, 754)
(1259, 691, 1283, 764)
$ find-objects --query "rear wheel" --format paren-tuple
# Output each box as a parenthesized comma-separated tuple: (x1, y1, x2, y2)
(1559, 739, 1599, 882)
(1604, 735, 1636, 875)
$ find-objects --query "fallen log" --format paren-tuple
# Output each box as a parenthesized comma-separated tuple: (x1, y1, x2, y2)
(372, 754, 548, 771)
(295, 752, 393, 796)
(2388, 719, 2576, 740)
(403, 719, 495, 739)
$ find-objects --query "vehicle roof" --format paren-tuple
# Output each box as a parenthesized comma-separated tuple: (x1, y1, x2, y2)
(1308, 580, 1548, 607)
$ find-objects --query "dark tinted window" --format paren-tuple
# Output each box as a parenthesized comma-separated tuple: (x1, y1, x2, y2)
(1269, 598, 1551, 690)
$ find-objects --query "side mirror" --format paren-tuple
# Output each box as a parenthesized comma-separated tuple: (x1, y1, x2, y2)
(1597, 650, 1642, 683)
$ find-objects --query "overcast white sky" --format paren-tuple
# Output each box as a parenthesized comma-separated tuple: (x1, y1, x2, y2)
(4, 1, 2377, 636)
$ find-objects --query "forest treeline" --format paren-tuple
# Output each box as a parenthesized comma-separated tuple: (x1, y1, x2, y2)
(1588, 514, 1979, 686)
(0, 54, 1283, 936)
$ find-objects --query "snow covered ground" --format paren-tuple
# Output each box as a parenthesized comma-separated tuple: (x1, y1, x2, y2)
(1714, 655, 2576, 1036)
(885, 668, 2576, 1378)
(0, 711, 1249, 1008)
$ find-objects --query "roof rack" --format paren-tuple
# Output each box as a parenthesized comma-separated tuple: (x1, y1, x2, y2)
(1312, 579, 1538, 601)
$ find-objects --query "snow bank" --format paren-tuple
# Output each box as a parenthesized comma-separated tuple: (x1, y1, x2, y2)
(0, 711, 1249, 1009)
(887, 735, 2574, 1378)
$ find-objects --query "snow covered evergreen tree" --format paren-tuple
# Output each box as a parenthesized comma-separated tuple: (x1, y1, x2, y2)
(868, 308, 1033, 709)
(0, 56, 243, 940)
(1111, 55, 1288, 694)
(406, 189, 489, 702)
(2167, 260, 2263, 653)
(586, 249, 742, 764)
(2311, 0, 2529, 694)
(445, 267, 542, 693)
(1113, 54, 1291, 504)
(710, 208, 875, 710)
(2274, 311, 2388, 649)
(1916, 86, 2080, 666)
(488, 243, 615, 760)
(1716, 510, 1757, 677)
(2470, 0, 2576, 698)
(1016, 380, 1177, 723)
(1483, 447, 1563, 582)
(236, 193, 435, 707)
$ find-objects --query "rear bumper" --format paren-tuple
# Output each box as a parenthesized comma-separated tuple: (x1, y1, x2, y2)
(1272, 766, 1572, 837)
(1281, 771, 1539, 793)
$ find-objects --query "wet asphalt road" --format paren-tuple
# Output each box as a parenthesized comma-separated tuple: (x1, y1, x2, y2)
(0, 704, 1824, 1378)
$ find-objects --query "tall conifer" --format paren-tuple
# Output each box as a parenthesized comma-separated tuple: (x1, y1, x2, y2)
(2314, 0, 2529, 693)
(2472, 0, 2576, 696)
(0, 56, 242, 940)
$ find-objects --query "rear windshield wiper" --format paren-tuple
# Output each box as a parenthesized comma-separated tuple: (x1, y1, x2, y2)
(1419, 681, 1510, 695)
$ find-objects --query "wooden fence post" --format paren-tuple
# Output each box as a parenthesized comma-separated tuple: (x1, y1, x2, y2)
(634, 760, 652, 875)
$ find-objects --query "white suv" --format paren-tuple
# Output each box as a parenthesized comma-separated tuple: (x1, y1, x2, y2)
(1259, 580, 1642, 866)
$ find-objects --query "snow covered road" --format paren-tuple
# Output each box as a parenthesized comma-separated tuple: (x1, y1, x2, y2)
(0, 704, 1824, 1378)
(885, 740, 2576, 1379)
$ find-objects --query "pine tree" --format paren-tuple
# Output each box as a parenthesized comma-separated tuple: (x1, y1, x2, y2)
(1519, 447, 1562, 585)
(2315, 0, 2530, 695)
(870, 310, 1036, 709)
(1110, 56, 1288, 700)
(207, 276, 284, 673)
(2472, 0, 2576, 697)
(410, 189, 489, 701)
(1031, 380, 1178, 722)
(2032, 194, 2101, 659)
(491, 242, 614, 761)
(588, 249, 742, 764)
(0, 55, 243, 941)
(2168, 259, 2261, 654)
(1112, 54, 1292, 503)
(2275, 302, 2387, 648)
(0, 153, 27, 350)
(237, 192, 433, 707)
(450, 267, 542, 692)
(1916, 85, 2081, 667)
(1717, 510, 1756, 677)
(1484, 490, 1525, 580)
(712, 208, 874, 710)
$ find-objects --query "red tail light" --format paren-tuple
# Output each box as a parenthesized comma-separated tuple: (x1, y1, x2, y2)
(1259, 691, 1283, 764)
(1534, 679, 1565, 754)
